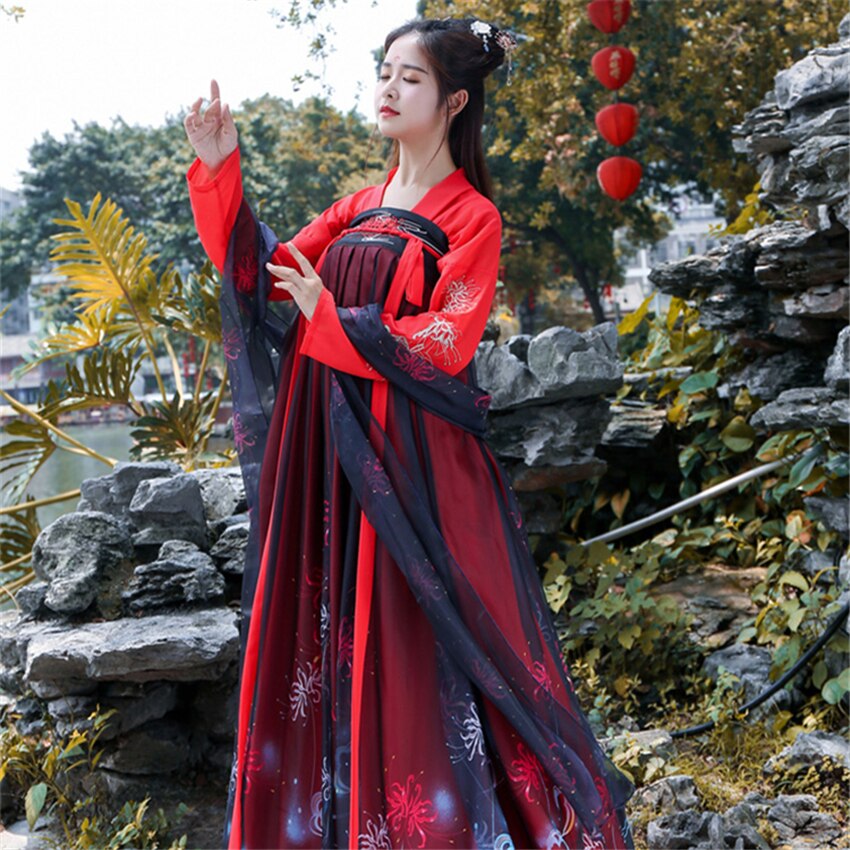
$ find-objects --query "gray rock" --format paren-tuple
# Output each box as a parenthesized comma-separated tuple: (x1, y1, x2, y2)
(774, 39, 849, 111)
(824, 325, 850, 391)
(475, 340, 543, 411)
(15, 581, 49, 619)
(764, 730, 850, 774)
(191, 467, 247, 524)
(32, 512, 134, 618)
(722, 350, 826, 402)
(766, 794, 842, 844)
(485, 398, 611, 468)
(210, 522, 250, 576)
(702, 643, 804, 719)
(22, 608, 239, 693)
(601, 402, 668, 448)
(750, 386, 849, 431)
(803, 495, 849, 538)
(632, 775, 700, 816)
(645, 810, 728, 850)
(98, 716, 195, 775)
(781, 283, 849, 320)
(42, 686, 180, 742)
(78, 461, 179, 517)
(129, 473, 208, 549)
(602, 727, 677, 763)
(122, 540, 225, 612)
(503, 333, 532, 363)
(526, 324, 624, 398)
(648, 237, 756, 298)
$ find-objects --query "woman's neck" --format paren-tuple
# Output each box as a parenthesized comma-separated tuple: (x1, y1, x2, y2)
(393, 140, 458, 190)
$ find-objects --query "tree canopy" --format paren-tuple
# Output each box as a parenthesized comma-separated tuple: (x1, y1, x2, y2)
(0, 96, 385, 300)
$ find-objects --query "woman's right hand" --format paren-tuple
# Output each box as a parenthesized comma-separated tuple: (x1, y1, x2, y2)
(184, 79, 238, 173)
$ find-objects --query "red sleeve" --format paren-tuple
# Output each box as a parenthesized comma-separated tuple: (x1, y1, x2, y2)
(298, 202, 502, 378)
(186, 149, 363, 302)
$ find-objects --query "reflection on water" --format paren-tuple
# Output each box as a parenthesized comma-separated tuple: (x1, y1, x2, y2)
(28, 422, 135, 527)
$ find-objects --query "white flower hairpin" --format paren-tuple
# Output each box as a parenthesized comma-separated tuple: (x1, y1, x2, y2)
(469, 19, 521, 84)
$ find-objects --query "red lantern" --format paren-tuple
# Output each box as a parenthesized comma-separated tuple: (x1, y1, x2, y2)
(591, 46, 636, 90)
(597, 156, 642, 200)
(587, 0, 631, 33)
(595, 103, 638, 146)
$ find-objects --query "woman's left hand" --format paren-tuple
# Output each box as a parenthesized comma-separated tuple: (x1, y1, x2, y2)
(266, 243, 324, 321)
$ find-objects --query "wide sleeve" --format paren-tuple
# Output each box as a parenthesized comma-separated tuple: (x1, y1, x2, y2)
(186, 148, 358, 302)
(298, 203, 502, 378)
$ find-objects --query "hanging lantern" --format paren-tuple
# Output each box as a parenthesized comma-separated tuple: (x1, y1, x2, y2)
(594, 102, 639, 146)
(591, 45, 635, 90)
(586, 0, 631, 34)
(597, 156, 642, 200)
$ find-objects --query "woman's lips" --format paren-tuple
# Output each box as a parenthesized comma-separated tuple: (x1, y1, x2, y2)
(380, 106, 399, 116)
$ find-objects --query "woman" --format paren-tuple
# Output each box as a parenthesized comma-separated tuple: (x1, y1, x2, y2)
(184, 18, 635, 850)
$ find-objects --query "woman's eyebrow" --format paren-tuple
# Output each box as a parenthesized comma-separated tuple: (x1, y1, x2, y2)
(381, 60, 430, 74)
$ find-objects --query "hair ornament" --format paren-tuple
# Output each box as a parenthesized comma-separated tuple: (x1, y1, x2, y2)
(469, 19, 521, 84)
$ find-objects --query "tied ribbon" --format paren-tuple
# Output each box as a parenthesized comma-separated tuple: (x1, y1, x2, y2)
(393, 236, 426, 308)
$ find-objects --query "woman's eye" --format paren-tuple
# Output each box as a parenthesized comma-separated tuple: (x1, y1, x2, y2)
(403, 78, 418, 84)
(379, 75, 390, 80)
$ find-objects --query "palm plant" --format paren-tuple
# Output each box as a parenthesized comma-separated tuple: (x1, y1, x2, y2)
(0, 194, 231, 600)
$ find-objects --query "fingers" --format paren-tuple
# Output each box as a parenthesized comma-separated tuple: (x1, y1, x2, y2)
(286, 241, 315, 277)
(222, 103, 235, 133)
(266, 263, 299, 286)
(211, 79, 220, 102)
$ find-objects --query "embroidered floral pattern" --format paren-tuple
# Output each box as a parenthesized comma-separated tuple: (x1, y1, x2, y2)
(475, 393, 493, 411)
(309, 788, 324, 837)
(410, 315, 461, 365)
(289, 660, 322, 724)
(233, 253, 258, 293)
(407, 558, 445, 602)
(531, 660, 555, 701)
(582, 832, 605, 850)
(338, 616, 354, 672)
(441, 277, 480, 313)
(357, 452, 391, 496)
(507, 742, 544, 802)
(358, 814, 393, 850)
(392, 346, 437, 382)
(457, 700, 486, 764)
(232, 411, 256, 455)
(386, 774, 438, 849)
(222, 327, 242, 361)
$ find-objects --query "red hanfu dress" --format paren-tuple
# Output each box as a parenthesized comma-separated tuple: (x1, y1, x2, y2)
(187, 148, 635, 850)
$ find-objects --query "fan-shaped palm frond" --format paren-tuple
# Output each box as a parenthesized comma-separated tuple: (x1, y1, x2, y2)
(50, 194, 167, 397)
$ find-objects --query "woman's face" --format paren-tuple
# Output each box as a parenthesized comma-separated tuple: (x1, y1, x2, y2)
(374, 32, 445, 143)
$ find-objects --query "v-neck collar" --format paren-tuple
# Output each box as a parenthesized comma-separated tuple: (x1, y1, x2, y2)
(377, 166, 469, 220)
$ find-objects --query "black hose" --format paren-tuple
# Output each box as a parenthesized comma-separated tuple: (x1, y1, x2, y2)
(671, 598, 850, 738)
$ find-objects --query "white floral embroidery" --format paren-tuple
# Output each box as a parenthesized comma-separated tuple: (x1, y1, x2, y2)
(442, 277, 480, 313)
(358, 813, 392, 850)
(320, 600, 330, 644)
(410, 314, 461, 365)
(310, 789, 323, 836)
(458, 700, 486, 764)
(289, 660, 322, 724)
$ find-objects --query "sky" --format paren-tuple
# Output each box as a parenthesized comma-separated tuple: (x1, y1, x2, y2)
(0, 0, 418, 191)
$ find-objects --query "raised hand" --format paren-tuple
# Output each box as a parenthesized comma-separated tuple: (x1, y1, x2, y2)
(184, 79, 238, 173)
(266, 243, 325, 320)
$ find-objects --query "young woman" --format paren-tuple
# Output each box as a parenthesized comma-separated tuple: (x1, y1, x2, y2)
(184, 18, 635, 850)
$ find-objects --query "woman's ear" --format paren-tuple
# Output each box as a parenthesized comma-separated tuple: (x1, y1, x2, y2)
(447, 88, 469, 119)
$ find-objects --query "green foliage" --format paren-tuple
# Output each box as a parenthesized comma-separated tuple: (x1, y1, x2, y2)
(0, 703, 188, 849)
(537, 290, 848, 728)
